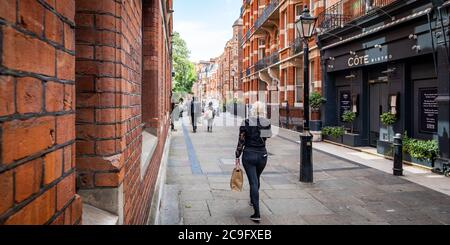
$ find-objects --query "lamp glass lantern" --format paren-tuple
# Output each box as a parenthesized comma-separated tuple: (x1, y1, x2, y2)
(295, 5, 317, 39)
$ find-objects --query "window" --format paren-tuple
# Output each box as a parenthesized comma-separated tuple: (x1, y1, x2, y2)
(258, 38, 266, 60)
(284, 11, 288, 48)
(310, 0, 315, 16)
(295, 67, 303, 103)
(310, 61, 315, 89)
(295, 4, 302, 39)
(283, 69, 288, 101)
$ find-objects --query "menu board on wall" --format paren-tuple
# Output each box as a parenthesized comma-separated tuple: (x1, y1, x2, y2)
(420, 88, 438, 134)
(340, 91, 352, 121)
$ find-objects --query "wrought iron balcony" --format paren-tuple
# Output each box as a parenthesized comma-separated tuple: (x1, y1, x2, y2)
(254, 51, 279, 72)
(241, 0, 280, 45)
(290, 37, 303, 55)
(317, 0, 397, 33)
(254, 0, 280, 31)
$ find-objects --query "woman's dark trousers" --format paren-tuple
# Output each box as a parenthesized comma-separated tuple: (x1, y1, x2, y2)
(242, 150, 267, 216)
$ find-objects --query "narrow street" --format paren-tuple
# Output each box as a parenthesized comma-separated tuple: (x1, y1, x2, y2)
(159, 113, 450, 225)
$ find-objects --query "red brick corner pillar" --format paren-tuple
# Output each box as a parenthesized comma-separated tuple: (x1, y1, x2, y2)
(0, 0, 81, 225)
(75, 0, 142, 224)
(142, 0, 161, 135)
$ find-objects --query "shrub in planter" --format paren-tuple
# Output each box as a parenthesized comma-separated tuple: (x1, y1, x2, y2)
(310, 92, 327, 114)
(380, 112, 397, 126)
(322, 126, 345, 143)
(403, 132, 439, 166)
(342, 111, 357, 134)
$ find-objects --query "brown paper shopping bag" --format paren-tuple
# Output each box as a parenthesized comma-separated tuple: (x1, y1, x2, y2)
(230, 167, 244, 192)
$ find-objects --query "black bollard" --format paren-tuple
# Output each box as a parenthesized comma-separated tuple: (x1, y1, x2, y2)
(393, 133, 403, 176)
(300, 133, 314, 183)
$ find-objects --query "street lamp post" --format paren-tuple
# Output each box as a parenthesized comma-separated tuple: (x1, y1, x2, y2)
(296, 5, 317, 183)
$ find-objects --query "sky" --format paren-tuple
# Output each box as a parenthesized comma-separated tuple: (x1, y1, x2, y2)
(173, 0, 242, 62)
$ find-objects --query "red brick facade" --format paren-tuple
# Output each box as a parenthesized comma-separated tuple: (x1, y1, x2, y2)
(0, 0, 80, 225)
(0, 0, 173, 225)
(240, 0, 323, 129)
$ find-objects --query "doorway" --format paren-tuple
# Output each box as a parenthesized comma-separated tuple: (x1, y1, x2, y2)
(369, 80, 389, 147)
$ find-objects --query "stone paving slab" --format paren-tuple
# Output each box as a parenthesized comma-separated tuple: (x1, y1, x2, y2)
(159, 114, 450, 225)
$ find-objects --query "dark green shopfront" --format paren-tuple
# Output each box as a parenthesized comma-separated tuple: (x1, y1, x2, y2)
(318, 0, 450, 171)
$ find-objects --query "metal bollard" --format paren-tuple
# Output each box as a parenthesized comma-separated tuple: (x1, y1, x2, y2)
(393, 133, 403, 176)
(300, 133, 314, 183)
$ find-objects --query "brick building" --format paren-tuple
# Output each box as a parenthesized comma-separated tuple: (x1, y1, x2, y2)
(217, 18, 243, 106)
(240, 0, 324, 130)
(0, 0, 173, 225)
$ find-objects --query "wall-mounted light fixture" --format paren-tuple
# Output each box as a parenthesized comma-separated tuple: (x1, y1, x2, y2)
(328, 57, 335, 61)
(408, 34, 418, 40)
(374, 44, 382, 50)
(412, 45, 421, 53)
(349, 51, 356, 55)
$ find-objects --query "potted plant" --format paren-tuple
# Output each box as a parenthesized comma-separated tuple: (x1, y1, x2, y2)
(341, 111, 362, 147)
(342, 111, 356, 134)
(322, 126, 345, 144)
(376, 112, 397, 155)
(309, 92, 326, 131)
(380, 112, 397, 142)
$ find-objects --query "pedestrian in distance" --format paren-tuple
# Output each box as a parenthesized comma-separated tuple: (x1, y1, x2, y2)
(235, 101, 272, 223)
(170, 98, 178, 132)
(190, 97, 201, 133)
(204, 102, 216, 133)
(178, 98, 185, 118)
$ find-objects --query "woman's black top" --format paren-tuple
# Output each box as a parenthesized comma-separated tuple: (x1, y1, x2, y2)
(235, 117, 272, 158)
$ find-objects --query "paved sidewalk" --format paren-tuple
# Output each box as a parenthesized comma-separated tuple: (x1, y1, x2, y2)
(273, 126, 450, 196)
(159, 113, 450, 225)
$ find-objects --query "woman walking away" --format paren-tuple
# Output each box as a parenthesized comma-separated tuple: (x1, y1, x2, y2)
(235, 101, 272, 223)
(205, 102, 216, 132)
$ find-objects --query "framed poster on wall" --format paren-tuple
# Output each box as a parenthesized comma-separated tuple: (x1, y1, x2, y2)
(419, 88, 438, 134)
(340, 91, 352, 121)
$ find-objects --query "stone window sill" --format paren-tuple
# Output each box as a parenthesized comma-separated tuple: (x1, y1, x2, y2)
(141, 131, 158, 179)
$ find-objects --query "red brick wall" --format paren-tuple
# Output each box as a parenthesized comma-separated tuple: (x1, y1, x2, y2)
(0, 0, 81, 225)
(75, 0, 172, 225)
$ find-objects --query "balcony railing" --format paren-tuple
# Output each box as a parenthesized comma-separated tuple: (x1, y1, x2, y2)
(254, 51, 279, 72)
(241, 0, 280, 45)
(254, 0, 280, 31)
(290, 37, 303, 55)
(317, 0, 397, 33)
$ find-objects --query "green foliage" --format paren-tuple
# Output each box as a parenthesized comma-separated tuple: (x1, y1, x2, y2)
(172, 32, 197, 93)
(309, 92, 327, 110)
(342, 111, 356, 123)
(403, 132, 439, 162)
(380, 112, 397, 126)
(322, 127, 345, 138)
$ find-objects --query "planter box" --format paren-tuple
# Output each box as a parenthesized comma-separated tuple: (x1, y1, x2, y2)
(404, 154, 433, 168)
(377, 140, 393, 157)
(323, 135, 343, 144)
(310, 120, 322, 131)
(343, 133, 363, 147)
(377, 141, 433, 168)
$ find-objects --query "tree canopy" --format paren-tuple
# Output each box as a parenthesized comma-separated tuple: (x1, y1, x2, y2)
(172, 32, 196, 93)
